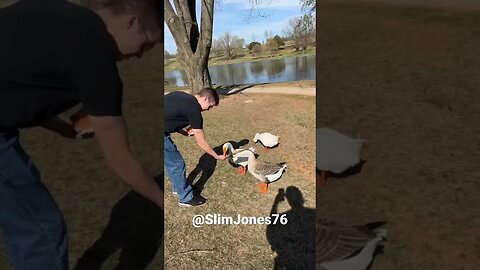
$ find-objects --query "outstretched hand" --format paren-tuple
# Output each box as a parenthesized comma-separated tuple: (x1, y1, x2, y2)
(216, 154, 228, 161)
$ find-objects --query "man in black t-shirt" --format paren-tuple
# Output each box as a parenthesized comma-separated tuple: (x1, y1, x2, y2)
(164, 88, 227, 207)
(0, 1, 163, 269)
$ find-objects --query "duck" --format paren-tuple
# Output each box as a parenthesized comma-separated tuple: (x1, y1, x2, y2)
(222, 142, 256, 176)
(253, 132, 280, 152)
(317, 219, 387, 270)
(316, 128, 363, 185)
(243, 150, 286, 193)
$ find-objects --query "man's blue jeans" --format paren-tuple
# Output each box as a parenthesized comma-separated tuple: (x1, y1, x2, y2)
(164, 133, 193, 203)
(0, 130, 68, 270)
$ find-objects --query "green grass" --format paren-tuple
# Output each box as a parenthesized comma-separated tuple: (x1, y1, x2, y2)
(164, 93, 316, 269)
(164, 84, 187, 93)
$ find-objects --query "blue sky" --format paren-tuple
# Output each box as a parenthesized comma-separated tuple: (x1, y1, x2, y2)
(164, 0, 305, 53)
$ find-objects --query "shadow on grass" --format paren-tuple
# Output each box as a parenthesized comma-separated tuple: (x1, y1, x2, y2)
(330, 160, 367, 179)
(187, 139, 249, 194)
(316, 160, 367, 185)
(74, 174, 164, 270)
(215, 84, 263, 96)
(254, 141, 281, 152)
(267, 186, 315, 270)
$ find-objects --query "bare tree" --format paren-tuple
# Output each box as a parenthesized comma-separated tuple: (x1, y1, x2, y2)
(164, 0, 214, 93)
(301, 13, 316, 50)
(264, 30, 270, 44)
(264, 38, 279, 57)
(284, 14, 315, 52)
(214, 32, 245, 60)
(300, 0, 316, 15)
(252, 44, 262, 56)
(248, 41, 262, 56)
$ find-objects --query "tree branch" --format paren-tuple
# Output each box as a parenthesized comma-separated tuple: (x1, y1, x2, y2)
(198, 0, 214, 72)
(165, 0, 193, 55)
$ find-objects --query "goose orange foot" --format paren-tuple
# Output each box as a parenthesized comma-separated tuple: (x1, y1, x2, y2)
(237, 167, 246, 176)
(240, 166, 247, 176)
(258, 183, 269, 194)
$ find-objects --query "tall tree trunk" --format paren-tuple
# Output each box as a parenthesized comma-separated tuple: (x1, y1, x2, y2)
(165, 0, 213, 94)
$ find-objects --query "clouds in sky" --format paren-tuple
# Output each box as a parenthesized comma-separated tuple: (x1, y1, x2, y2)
(164, 0, 305, 53)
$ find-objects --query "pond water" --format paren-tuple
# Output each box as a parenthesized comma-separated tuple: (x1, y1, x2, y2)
(165, 55, 316, 86)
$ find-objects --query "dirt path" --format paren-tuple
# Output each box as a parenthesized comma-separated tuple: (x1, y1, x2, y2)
(164, 80, 316, 96)
(239, 80, 316, 96)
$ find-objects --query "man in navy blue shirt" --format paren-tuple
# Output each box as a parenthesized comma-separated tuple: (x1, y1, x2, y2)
(164, 88, 227, 207)
(0, 1, 163, 269)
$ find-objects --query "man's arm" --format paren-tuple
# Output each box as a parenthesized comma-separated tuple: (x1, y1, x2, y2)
(190, 128, 226, 160)
(89, 115, 164, 211)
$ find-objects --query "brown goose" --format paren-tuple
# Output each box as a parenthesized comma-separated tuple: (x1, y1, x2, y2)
(243, 150, 286, 193)
(317, 219, 387, 270)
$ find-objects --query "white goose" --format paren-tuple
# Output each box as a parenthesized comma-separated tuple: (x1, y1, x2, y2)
(222, 142, 255, 176)
(243, 150, 286, 193)
(317, 220, 387, 270)
(253, 132, 280, 152)
(316, 128, 363, 185)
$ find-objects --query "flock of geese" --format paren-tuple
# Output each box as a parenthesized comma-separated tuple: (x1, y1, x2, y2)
(222, 132, 286, 193)
(219, 128, 386, 269)
(316, 127, 387, 270)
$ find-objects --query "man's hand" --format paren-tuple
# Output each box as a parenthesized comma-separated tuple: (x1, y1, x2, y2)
(215, 154, 228, 161)
(215, 155, 228, 160)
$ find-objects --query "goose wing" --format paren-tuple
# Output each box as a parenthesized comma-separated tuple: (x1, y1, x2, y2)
(254, 161, 284, 175)
(317, 220, 375, 263)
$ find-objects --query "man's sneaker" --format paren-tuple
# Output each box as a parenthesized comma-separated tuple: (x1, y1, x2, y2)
(178, 195, 207, 207)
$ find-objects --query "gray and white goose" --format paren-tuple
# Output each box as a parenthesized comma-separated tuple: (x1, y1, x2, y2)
(317, 219, 387, 270)
(243, 150, 286, 193)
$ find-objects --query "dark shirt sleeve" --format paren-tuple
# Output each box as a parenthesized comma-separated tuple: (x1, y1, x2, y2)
(187, 108, 203, 129)
(69, 31, 123, 116)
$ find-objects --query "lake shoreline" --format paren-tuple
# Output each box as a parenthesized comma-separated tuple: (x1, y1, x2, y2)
(165, 80, 316, 96)
(164, 50, 316, 72)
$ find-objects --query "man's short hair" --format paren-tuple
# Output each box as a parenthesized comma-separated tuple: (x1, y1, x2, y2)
(100, 0, 162, 32)
(198, 88, 220, 106)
